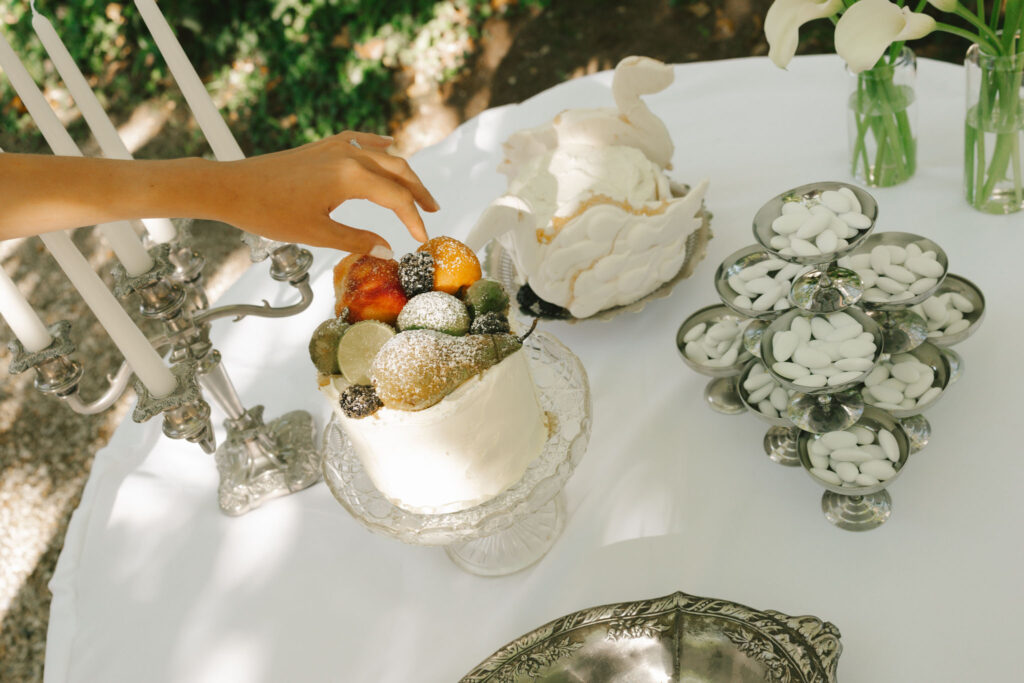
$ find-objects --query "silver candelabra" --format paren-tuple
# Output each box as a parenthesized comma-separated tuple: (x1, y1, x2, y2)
(7, 229, 321, 515)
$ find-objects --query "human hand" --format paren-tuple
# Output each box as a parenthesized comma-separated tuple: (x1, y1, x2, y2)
(218, 131, 439, 256)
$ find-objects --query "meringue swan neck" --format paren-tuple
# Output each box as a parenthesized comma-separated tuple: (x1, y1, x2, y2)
(465, 194, 535, 253)
(551, 55, 676, 170)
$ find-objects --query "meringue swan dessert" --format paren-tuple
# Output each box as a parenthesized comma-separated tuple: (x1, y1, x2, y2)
(466, 55, 710, 319)
(309, 237, 548, 514)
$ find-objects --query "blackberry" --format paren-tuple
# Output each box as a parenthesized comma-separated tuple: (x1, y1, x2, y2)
(339, 384, 383, 419)
(516, 283, 571, 320)
(398, 252, 435, 298)
(470, 311, 511, 335)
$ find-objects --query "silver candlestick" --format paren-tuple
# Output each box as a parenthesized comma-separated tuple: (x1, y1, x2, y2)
(8, 320, 213, 453)
(8, 233, 321, 516)
(112, 240, 320, 515)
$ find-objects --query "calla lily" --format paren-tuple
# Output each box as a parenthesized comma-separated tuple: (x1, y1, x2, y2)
(925, 0, 959, 11)
(835, 0, 937, 73)
(765, 0, 843, 68)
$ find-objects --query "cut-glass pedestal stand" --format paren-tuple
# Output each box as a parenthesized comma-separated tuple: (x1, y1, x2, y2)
(320, 332, 592, 576)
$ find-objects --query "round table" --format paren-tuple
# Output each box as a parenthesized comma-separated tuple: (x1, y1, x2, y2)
(45, 55, 1023, 682)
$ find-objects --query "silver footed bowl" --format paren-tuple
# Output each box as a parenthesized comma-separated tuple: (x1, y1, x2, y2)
(862, 342, 953, 418)
(917, 273, 986, 346)
(752, 181, 878, 265)
(797, 406, 911, 498)
(737, 360, 795, 427)
(321, 331, 592, 546)
(846, 231, 949, 310)
(714, 244, 808, 319)
(676, 303, 753, 378)
(461, 590, 842, 682)
(761, 307, 884, 395)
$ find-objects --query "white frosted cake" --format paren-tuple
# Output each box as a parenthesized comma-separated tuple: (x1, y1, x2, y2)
(466, 55, 709, 319)
(320, 349, 546, 514)
(310, 238, 550, 515)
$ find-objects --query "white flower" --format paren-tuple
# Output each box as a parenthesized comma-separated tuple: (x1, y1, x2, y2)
(925, 0, 959, 11)
(835, 0, 937, 73)
(765, 0, 844, 68)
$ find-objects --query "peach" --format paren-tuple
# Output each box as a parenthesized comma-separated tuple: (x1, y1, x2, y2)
(416, 236, 481, 295)
(333, 254, 407, 325)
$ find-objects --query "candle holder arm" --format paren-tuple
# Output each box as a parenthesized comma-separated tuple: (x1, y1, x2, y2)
(191, 276, 312, 324)
(61, 360, 134, 415)
(191, 244, 314, 325)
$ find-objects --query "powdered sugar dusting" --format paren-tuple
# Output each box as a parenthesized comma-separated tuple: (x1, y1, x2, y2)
(397, 291, 469, 334)
(370, 329, 519, 410)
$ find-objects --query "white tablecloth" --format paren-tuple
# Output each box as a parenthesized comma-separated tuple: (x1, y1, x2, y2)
(45, 55, 1024, 682)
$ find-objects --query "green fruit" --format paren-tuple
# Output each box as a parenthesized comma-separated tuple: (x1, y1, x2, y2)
(371, 329, 522, 411)
(308, 317, 350, 374)
(464, 279, 509, 317)
(397, 291, 470, 336)
(336, 320, 396, 385)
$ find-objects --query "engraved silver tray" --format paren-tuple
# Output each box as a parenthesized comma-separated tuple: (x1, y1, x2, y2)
(484, 183, 713, 323)
(462, 591, 841, 682)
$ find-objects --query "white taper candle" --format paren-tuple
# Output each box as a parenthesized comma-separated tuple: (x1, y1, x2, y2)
(132, 0, 246, 162)
(39, 230, 177, 397)
(0, 264, 53, 353)
(29, 7, 178, 245)
(0, 27, 155, 275)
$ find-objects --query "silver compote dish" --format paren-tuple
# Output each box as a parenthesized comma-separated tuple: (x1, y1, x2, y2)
(321, 331, 592, 576)
(462, 590, 842, 682)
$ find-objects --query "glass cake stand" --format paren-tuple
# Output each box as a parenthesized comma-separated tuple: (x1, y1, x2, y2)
(321, 331, 592, 576)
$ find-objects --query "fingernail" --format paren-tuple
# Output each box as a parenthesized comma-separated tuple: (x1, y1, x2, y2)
(369, 245, 393, 260)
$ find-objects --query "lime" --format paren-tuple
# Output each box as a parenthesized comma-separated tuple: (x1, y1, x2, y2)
(336, 320, 396, 385)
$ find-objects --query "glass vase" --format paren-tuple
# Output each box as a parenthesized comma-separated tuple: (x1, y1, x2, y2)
(964, 42, 1024, 214)
(847, 47, 917, 187)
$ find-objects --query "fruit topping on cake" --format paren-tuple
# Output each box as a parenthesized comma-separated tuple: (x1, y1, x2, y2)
(398, 251, 435, 298)
(371, 329, 521, 411)
(339, 384, 384, 419)
(333, 254, 408, 324)
(336, 320, 396, 385)
(397, 291, 471, 335)
(416, 236, 482, 295)
(470, 311, 511, 335)
(464, 279, 509, 318)
(311, 237, 526, 420)
(308, 317, 350, 374)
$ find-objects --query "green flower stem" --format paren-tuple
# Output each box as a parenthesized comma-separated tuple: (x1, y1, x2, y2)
(954, 5, 1003, 48)
(850, 64, 916, 187)
(935, 22, 1001, 54)
(966, 49, 1024, 212)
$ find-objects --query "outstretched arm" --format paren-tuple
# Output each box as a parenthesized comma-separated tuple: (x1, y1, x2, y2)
(0, 131, 438, 255)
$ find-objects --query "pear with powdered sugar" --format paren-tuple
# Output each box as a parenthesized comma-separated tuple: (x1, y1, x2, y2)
(371, 329, 521, 411)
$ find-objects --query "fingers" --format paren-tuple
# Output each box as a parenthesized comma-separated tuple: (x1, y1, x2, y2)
(349, 168, 429, 243)
(356, 151, 440, 213)
(304, 217, 393, 257)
